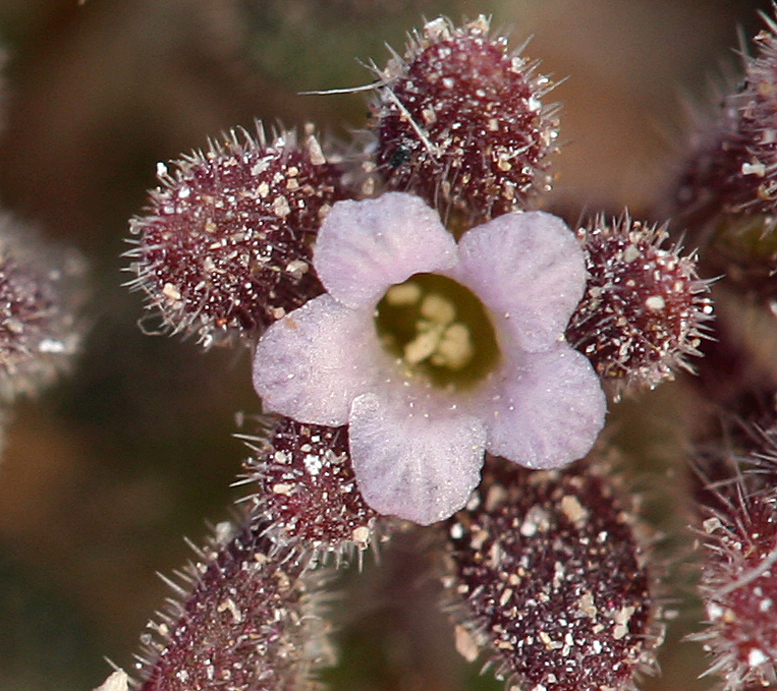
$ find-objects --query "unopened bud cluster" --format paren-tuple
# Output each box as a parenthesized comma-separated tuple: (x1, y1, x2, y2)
(669, 9, 777, 690)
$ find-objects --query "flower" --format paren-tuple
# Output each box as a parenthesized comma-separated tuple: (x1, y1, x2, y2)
(252, 193, 606, 525)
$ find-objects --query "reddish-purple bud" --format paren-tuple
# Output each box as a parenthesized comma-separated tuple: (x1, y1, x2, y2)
(127, 125, 347, 346)
(443, 455, 661, 691)
(241, 416, 382, 562)
(0, 215, 87, 402)
(369, 16, 558, 229)
(669, 11, 777, 232)
(693, 490, 777, 689)
(134, 516, 333, 691)
(566, 214, 713, 399)
(689, 418, 777, 689)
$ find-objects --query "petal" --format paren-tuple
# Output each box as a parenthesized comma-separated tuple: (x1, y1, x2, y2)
(348, 391, 486, 525)
(453, 211, 586, 352)
(483, 345, 606, 468)
(314, 193, 458, 308)
(252, 294, 383, 425)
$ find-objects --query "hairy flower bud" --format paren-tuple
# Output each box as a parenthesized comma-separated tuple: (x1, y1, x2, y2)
(240, 416, 382, 562)
(0, 215, 87, 402)
(694, 490, 777, 689)
(369, 16, 558, 229)
(660, 8, 777, 317)
(134, 515, 333, 691)
(673, 12, 777, 226)
(127, 125, 346, 346)
(566, 214, 713, 399)
(691, 422, 777, 689)
(443, 456, 661, 691)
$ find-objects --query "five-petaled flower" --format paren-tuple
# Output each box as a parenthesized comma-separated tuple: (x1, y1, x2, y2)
(252, 192, 606, 525)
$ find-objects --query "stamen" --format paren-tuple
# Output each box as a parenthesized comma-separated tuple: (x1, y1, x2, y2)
(420, 293, 456, 324)
(432, 323, 474, 369)
(385, 282, 422, 306)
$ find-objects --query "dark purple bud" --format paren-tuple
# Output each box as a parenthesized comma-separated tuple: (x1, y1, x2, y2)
(134, 515, 333, 691)
(0, 215, 87, 402)
(693, 489, 777, 689)
(369, 16, 558, 229)
(566, 214, 713, 399)
(127, 124, 347, 346)
(240, 416, 383, 563)
(443, 455, 662, 691)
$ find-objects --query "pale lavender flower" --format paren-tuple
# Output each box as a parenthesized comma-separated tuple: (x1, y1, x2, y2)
(252, 192, 605, 525)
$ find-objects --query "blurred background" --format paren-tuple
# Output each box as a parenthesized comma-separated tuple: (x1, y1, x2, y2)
(0, 1, 772, 689)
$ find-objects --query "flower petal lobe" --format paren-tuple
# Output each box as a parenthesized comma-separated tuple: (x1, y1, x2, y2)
(252, 295, 382, 425)
(455, 211, 586, 352)
(348, 391, 486, 525)
(314, 193, 458, 308)
(485, 346, 606, 468)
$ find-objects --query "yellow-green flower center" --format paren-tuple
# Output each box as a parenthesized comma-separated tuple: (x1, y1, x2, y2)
(374, 273, 500, 388)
